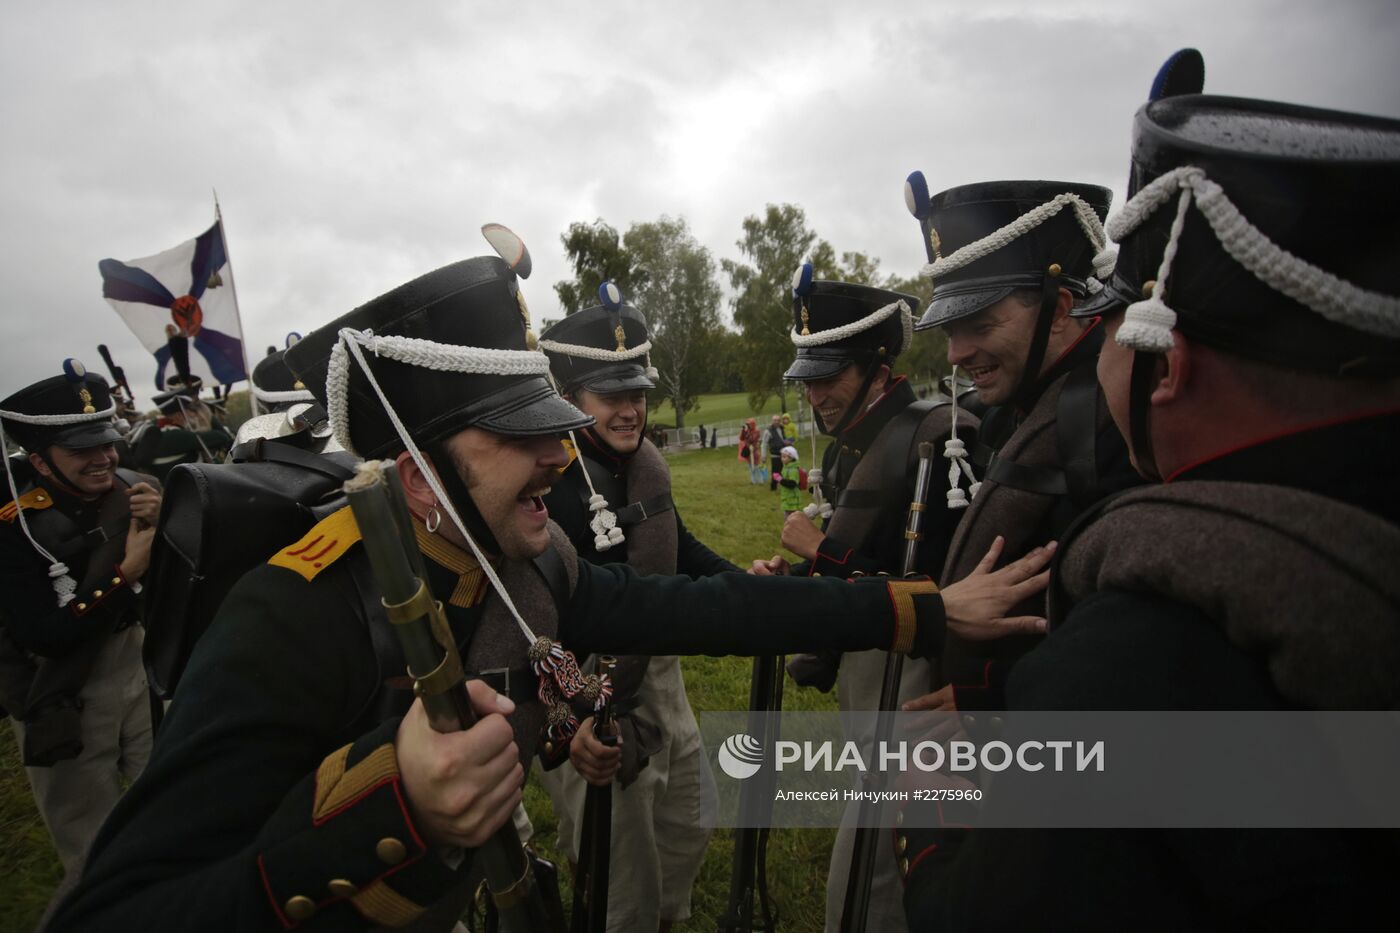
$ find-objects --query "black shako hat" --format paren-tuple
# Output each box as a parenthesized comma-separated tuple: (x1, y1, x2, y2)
(784, 263, 919, 381)
(539, 281, 657, 394)
(286, 232, 592, 459)
(252, 338, 316, 410)
(905, 178, 1113, 330)
(1076, 94, 1400, 375)
(151, 378, 206, 416)
(1, 360, 123, 452)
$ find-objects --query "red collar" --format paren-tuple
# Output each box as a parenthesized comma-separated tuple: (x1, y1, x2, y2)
(1164, 406, 1400, 483)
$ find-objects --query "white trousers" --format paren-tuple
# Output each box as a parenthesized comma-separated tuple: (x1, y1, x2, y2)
(12, 625, 153, 911)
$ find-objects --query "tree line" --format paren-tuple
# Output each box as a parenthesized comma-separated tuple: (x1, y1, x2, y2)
(552, 205, 951, 428)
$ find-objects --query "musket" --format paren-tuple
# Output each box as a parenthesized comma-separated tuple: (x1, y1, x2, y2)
(343, 461, 563, 933)
(839, 441, 937, 933)
(716, 651, 784, 933)
(571, 655, 618, 933)
(96, 344, 133, 403)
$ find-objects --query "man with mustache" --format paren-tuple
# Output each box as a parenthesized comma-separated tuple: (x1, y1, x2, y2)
(0, 362, 161, 918)
(537, 282, 735, 933)
(53, 234, 1052, 931)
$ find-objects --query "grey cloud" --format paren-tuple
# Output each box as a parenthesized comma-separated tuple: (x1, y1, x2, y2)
(2, 0, 1397, 402)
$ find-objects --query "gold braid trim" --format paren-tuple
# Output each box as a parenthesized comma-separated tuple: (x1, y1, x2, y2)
(312, 743, 399, 821)
(414, 519, 490, 607)
(350, 879, 426, 927)
(887, 579, 938, 654)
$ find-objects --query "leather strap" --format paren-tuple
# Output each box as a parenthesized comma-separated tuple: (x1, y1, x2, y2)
(229, 437, 356, 483)
(1010, 272, 1062, 414)
(978, 362, 1102, 503)
(1128, 351, 1162, 482)
(830, 399, 946, 511)
(613, 493, 674, 528)
(983, 457, 1069, 496)
(1055, 362, 1102, 509)
(532, 546, 569, 612)
(835, 488, 887, 509)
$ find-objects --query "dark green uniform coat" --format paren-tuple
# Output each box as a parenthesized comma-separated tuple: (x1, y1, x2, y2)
(54, 507, 941, 931)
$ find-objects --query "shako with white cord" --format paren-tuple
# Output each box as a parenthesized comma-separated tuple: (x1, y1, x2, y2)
(0, 360, 125, 605)
(539, 281, 658, 395)
(538, 280, 657, 552)
(904, 176, 1114, 413)
(785, 263, 919, 437)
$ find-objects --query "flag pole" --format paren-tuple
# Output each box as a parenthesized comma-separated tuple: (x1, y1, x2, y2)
(213, 188, 258, 416)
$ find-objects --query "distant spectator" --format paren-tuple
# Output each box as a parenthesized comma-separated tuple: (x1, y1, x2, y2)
(738, 417, 763, 483)
(775, 445, 802, 516)
(781, 411, 798, 445)
(765, 415, 785, 491)
(698, 424, 707, 447)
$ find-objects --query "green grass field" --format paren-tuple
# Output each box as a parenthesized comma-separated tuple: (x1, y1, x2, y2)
(0, 442, 841, 933)
(650, 390, 801, 429)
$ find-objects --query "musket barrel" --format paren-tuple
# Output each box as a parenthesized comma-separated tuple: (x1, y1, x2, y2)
(342, 461, 559, 933)
(841, 441, 938, 933)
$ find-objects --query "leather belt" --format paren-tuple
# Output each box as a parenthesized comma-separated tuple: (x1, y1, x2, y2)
(984, 456, 1068, 496)
(835, 488, 888, 510)
(613, 493, 674, 527)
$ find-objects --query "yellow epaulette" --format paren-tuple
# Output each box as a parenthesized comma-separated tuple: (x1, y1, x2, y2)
(0, 488, 54, 523)
(267, 505, 362, 582)
(560, 437, 578, 473)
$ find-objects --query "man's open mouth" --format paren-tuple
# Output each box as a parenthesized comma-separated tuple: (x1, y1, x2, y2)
(517, 485, 551, 513)
(966, 364, 998, 384)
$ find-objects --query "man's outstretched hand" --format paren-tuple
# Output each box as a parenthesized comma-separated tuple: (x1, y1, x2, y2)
(939, 536, 1055, 641)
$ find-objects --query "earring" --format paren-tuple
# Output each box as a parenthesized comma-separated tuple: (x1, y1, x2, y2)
(425, 504, 442, 535)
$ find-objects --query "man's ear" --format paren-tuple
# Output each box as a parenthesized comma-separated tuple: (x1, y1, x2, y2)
(395, 450, 439, 518)
(1150, 331, 1192, 406)
(1048, 287, 1077, 333)
(28, 452, 52, 479)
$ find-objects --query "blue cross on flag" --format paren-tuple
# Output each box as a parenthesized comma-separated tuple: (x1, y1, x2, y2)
(99, 220, 248, 389)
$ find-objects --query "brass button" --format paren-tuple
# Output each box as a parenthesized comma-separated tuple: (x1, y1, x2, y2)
(897, 834, 908, 854)
(1141, 279, 1156, 298)
(899, 857, 910, 877)
(93, 589, 104, 599)
(284, 895, 317, 921)
(544, 741, 555, 756)
(111, 576, 122, 585)
(76, 603, 87, 611)
(1047, 262, 1062, 277)
(327, 878, 357, 898)
(811, 572, 822, 577)
(896, 809, 904, 826)
(376, 836, 407, 865)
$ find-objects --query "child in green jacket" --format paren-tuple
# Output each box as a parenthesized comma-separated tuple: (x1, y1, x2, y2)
(775, 445, 802, 516)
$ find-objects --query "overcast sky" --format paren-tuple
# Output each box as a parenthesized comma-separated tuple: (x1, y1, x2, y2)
(3, 0, 1398, 406)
